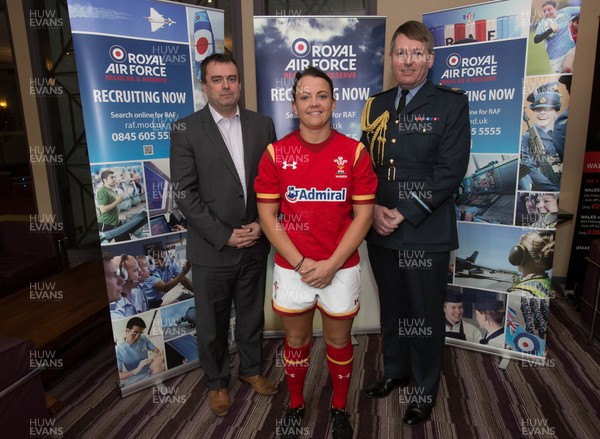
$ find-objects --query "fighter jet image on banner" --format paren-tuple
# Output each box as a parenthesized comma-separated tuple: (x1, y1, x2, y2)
(146, 7, 176, 32)
(454, 250, 519, 284)
(453, 222, 528, 293)
(455, 251, 483, 275)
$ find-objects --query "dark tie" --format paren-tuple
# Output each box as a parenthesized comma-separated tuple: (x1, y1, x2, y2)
(397, 89, 409, 114)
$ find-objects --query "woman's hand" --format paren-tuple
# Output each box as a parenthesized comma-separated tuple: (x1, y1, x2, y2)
(298, 258, 337, 289)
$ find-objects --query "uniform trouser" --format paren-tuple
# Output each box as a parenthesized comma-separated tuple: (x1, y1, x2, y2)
(192, 253, 267, 390)
(367, 244, 449, 401)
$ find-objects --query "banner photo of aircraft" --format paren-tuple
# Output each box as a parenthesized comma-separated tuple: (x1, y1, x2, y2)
(68, 0, 188, 43)
(453, 222, 529, 293)
(455, 251, 518, 277)
(146, 7, 176, 32)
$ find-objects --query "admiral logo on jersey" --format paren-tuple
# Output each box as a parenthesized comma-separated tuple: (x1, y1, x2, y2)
(285, 186, 347, 203)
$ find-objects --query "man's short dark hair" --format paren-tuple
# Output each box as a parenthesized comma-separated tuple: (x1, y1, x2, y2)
(200, 53, 239, 84)
(151, 243, 167, 255)
(390, 20, 434, 54)
(292, 66, 334, 101)
(126, 317, 146, 330)
(100, 170, 114, 183)
(542, 1, 557, 9)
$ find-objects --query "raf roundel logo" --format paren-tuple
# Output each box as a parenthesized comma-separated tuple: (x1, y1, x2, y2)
(292, 38, 310, 58)
(110, 45, 127, 63)
(447, 53, 461, 68)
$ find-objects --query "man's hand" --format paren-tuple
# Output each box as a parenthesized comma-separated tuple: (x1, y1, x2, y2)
(372, 205, 405, 236)
(226, 222, 262, 249)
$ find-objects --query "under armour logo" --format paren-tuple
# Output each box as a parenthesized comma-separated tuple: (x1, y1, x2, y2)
(282, 161, 297, 170)
(337, 373, 351, 379)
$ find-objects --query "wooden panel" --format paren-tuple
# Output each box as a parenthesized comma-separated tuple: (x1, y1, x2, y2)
(0, 261, 109, 350)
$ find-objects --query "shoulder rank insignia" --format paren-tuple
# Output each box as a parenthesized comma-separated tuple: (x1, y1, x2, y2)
(370, 87, 396, 99)
(436, 83, 466, 94)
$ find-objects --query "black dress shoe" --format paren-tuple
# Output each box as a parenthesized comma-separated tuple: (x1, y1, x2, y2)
(364, 376, 410, 398)
(403, 403, 433, 426)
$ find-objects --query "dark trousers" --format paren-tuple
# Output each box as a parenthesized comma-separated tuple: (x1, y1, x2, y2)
(192, 252, 267, 390)
(367, 244, 449, 400)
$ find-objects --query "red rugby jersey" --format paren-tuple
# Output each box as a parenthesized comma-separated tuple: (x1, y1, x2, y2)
(255, 129, 377, 269)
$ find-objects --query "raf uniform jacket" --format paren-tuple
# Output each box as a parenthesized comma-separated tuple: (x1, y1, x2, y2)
(361, 79, 470, 252)
(170, 105, 276, 266)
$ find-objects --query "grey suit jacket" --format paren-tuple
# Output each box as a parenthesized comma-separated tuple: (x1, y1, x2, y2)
(170, 105, 276, 266)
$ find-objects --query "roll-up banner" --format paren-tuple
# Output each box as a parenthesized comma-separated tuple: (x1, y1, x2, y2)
(424, 0, 582, 362)
(67, 0, 224, 396)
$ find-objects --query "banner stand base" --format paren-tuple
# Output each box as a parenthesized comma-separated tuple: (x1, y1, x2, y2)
(498, 357, 511, 370)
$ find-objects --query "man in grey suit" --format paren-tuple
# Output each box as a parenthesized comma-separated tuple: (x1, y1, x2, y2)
(170, 53, 277, 417)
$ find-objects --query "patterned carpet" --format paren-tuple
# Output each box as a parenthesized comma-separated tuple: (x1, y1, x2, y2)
(48, 295, 600, 439)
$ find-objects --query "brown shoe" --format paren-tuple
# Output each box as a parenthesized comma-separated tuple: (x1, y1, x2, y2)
(239, 374, 278, 395)
(208, 389, 230, 416)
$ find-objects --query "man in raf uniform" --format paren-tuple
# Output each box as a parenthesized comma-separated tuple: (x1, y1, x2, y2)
(360, 20, 470, 426)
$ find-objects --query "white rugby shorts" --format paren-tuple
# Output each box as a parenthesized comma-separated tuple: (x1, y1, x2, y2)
(272, 263, 361, 319)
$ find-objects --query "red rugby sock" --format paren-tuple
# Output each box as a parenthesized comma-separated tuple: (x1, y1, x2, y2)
(283, 338, 310, 408)
(326, 341, 353, 409)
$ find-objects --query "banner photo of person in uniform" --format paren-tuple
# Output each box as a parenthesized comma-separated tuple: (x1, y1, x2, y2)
(518, 76, 569, 192)
(515, 192, 559, 228)
(67, 0, 224, 396)
(444, 286, 483, 343)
